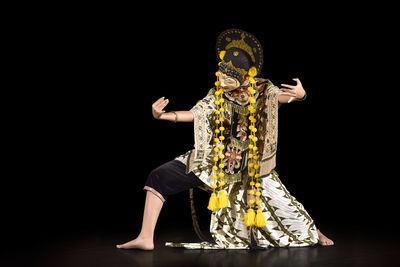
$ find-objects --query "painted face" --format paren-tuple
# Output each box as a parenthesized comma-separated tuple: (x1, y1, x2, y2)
(219, 71, 241, 92)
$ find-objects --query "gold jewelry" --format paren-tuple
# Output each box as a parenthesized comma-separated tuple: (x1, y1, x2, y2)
(171, 111, 178, 123)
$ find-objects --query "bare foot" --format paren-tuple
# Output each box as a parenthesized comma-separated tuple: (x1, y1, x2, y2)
(317, 229, 334, 246)
(116, 237, 154, 250)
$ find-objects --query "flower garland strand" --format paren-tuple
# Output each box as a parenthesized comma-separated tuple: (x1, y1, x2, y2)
(207, 50, 229, 212)
(243, 67, 267, 227)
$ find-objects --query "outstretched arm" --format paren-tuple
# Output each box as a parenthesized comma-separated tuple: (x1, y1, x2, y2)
(158, 111, 194, 122)
(152, 97, 194, 122)
(278, 78, 307, 104)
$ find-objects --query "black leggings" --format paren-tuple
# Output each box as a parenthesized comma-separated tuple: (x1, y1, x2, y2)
(143, 160, 207, 202)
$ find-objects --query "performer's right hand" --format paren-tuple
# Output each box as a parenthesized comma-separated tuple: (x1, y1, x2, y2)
(152, 97, 169, 120)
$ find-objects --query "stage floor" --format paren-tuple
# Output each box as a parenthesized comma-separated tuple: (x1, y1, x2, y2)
(2, 227, 399, 267)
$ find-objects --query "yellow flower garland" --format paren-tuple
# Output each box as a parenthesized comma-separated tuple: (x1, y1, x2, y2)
(207, 51, 229, 212)
(243, 66, 267, 227)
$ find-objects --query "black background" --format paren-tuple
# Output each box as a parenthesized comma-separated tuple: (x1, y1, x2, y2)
(4, 4, 398, 248)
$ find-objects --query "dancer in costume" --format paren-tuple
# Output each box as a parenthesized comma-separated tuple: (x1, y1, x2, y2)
(116, 29, 334, 250)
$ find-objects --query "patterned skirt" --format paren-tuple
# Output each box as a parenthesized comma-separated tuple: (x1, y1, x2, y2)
(165, 150, 319, 249)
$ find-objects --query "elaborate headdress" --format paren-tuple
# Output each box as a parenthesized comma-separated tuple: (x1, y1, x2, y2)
(207, 29, 267, 228)
(216, 28, 264, 84)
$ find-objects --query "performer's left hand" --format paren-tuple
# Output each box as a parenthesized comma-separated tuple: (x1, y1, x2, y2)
(279, 78, 306, 103)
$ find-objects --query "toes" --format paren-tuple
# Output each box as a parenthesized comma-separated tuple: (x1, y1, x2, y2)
(320, 240, 331, 246)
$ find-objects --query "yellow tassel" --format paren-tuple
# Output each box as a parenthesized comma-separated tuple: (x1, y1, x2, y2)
(244, 208, 256, 226)
(207, 193, 219, 212)
(255, 209, 267, 227)
(217, 190, 229, 208)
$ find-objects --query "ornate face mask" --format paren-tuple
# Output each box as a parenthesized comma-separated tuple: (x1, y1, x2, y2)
(219, 71, 241, 92)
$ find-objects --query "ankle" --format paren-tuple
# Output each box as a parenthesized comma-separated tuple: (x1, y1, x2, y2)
(138, 233, 154, 241)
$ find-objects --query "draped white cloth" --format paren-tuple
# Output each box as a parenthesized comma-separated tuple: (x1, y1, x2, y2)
(167, 152, 319, 249)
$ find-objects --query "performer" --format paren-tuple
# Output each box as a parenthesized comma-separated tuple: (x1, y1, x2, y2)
(116, 29, 334, 250)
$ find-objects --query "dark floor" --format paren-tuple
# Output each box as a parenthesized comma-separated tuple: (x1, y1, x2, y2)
(2, 227, 400, 267)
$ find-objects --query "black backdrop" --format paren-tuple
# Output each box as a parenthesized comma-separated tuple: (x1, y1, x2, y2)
(5, 4, 398, 248)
